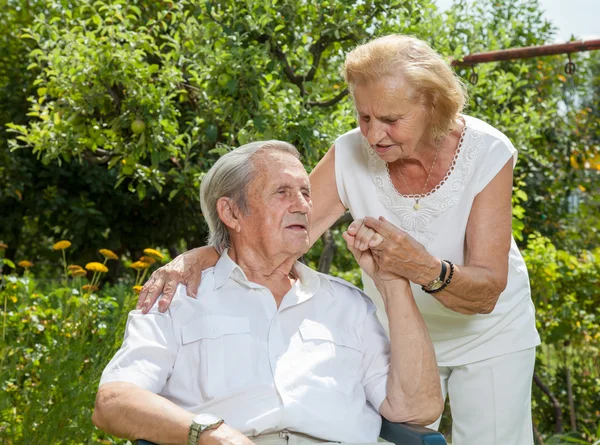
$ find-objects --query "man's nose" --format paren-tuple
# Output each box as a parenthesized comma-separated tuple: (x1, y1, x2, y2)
(291, 191, 310, 213)
(367, 120, 385, 146)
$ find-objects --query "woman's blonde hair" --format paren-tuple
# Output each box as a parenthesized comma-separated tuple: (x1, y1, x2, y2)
(344, 34, 468, 141)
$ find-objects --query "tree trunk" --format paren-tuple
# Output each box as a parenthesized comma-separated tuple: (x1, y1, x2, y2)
(565, 366, 577, 432)
(318, 230, 336, 274)
(533, 372, 563, 433)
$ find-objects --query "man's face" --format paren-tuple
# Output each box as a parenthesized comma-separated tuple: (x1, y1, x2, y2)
(237, 151, 312, 259)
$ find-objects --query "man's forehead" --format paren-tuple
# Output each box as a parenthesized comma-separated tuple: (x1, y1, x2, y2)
(253, 150, 308, 180)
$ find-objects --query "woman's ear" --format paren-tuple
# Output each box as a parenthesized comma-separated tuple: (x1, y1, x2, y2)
(216, 197, 241, 233)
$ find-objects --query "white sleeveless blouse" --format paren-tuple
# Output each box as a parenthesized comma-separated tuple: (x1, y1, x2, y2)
(334, 115, 540, 366)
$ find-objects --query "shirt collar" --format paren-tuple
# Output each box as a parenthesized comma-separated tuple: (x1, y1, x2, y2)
(212, 249, 334, 300)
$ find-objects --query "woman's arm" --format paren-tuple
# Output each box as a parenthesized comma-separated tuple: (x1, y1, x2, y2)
(429, 158, 513, 314)
(308, 144, 348, 244)
(362, 158, 514, 315)
(138, 144, 346, 313)
(137, 246, 219, 313)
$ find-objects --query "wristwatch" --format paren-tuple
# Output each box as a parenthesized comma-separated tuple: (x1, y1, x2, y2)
(188, 413, 224, 445)
(423, 260, 447, 292)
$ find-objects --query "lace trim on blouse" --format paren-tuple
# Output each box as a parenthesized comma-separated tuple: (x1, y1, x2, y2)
(367, 120, 483, 247)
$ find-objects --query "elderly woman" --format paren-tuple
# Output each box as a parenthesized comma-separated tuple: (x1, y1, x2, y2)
(138, 35, 540, 445)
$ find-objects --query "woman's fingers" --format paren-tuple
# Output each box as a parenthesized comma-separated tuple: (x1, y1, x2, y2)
(138, 272, 166, 313)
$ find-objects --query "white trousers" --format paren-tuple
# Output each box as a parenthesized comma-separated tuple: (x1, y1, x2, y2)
(250, 431, 383, 445)
(429, 347, 536, 445)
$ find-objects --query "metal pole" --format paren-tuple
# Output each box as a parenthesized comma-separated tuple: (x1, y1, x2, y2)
(452, 39, 600, 67)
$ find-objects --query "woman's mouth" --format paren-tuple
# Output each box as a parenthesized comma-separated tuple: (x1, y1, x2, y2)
(374, 144, 394, 154)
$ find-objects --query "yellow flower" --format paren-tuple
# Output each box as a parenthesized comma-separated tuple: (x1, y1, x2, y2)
(99, 249, 118, 260)
(85, 262, 108, 273)
(67, 264, 84, 272)
(70, 269, 87, 277)
(139, 255, 156, 265)
(53, 240, 72, 250)
(133, 285, 143, 294)
(129, 261, 150, 270)
(82, 284, 99, 292)
(143, 248, 163, 260)
(10, 295, 17, 303)
(18, 260, 34, 269)
(0, 242, 7, 250)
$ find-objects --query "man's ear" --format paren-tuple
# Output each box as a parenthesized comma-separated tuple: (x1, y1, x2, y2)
(216, 197, 242, 233)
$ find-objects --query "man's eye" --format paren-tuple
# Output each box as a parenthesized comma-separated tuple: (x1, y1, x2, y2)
(360, 116, 370, 123)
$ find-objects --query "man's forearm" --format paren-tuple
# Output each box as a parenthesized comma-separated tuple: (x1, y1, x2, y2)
(376, 279, 443, 425)
(93, 382, 194, 444)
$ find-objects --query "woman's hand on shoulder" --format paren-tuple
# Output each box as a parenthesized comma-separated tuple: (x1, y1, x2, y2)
(136, 246, 219, 314)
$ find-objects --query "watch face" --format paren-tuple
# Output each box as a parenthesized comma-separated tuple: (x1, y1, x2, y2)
(428, 279, 443, 290)
(193, 413, 221, 426)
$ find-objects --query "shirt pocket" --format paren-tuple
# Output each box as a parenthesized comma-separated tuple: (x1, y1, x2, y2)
(298, 319, 363, 395)
(181, 315, 254, 399)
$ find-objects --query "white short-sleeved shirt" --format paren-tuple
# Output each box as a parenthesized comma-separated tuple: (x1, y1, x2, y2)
(334, 115, 540, 366)
(100, 250, 390, 443)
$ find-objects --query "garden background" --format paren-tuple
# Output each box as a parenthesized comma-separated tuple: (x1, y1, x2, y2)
(0, 0, 599, 443)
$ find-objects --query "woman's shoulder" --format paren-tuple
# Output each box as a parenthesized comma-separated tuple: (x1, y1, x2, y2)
(334, 126, 363, 148)
(463, 114, 515, 150)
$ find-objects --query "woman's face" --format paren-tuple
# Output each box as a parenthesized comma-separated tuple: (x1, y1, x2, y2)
(353, 76, 431, 162)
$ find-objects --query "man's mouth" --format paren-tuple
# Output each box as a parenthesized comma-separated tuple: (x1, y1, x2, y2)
(286, 223, 308, 231)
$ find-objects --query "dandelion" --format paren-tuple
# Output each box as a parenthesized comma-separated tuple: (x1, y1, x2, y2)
(70, 269, 87, 278)
(143, 248, 163, 261)
(139, 256, 156, 265)
(133, 285, 143, 294)
(130, 261, 150, 287)
(82, 284, 99, 292)
(53, 240, 71, 282)
(99, 249, 118, 261)
(85, 262, 108, 291)
(129, 261, 150, 271)
(68, 264, 84, 272)
(18, 260, 34, 269)
(52, 240, 72, 250)
(85, 262, 108, 273)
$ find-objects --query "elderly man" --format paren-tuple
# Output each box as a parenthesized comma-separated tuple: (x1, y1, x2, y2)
(92, 141, 442, 445)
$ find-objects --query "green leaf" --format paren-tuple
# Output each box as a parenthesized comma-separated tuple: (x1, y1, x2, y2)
(3, 259, 16, 269)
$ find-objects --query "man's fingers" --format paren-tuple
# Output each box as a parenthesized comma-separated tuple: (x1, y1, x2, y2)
(363, 216, 402, 239)
(369, 233, 384, 248)
(347, 218, 364, 235)
(342, 231, 359, 255)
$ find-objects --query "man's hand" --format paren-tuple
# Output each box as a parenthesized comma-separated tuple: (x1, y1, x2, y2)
(342, 224, 398, 282)
(199, 423, 255, 445)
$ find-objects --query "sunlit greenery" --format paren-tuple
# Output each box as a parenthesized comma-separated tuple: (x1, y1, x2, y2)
(1, 0, 598, 443)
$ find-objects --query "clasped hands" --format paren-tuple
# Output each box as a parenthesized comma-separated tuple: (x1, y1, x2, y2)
(342, 216, 435, 286)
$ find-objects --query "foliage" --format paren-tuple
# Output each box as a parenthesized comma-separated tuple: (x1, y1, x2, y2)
(0, 241, 166, 443)
(0, 0, 599, 443)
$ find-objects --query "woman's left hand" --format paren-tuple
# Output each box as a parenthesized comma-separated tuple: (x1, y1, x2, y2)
(348, 216, 439, 286)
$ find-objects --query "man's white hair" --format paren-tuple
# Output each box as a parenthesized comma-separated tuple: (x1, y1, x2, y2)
(200, 140, 301, 253)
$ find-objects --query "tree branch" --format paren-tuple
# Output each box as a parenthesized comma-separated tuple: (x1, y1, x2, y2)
(533, 372, 563, 433)
(308, 88, 349, 108)
(82, 148, 118, 165)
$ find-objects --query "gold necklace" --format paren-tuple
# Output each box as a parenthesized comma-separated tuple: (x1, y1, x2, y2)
(395, 144, 440, 211)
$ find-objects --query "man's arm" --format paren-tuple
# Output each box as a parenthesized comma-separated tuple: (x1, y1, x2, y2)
(342, 229, 443, 425)
(93, 382, 194, 443)
(376, 279, 444, 425)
